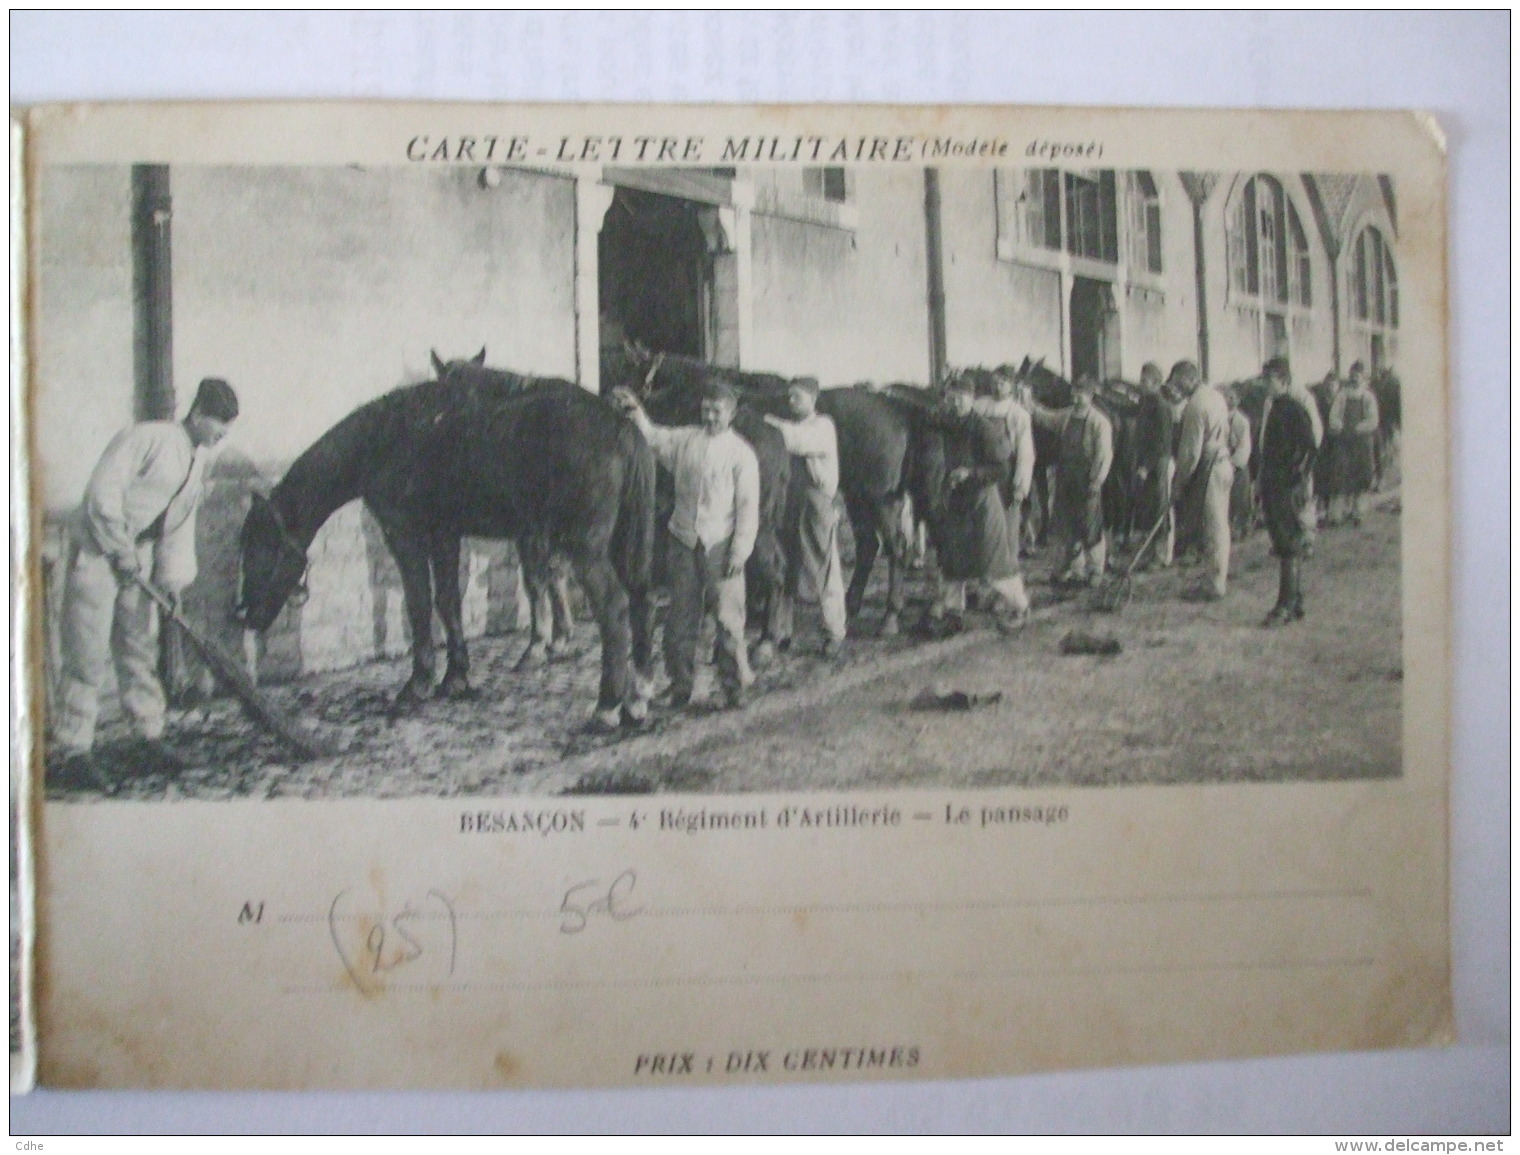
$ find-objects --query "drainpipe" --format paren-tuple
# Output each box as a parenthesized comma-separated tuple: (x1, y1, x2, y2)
(923, 168, 948, 386)
(131, 164, 175, 419)
(1190, 198, 1209, 380)
(1327, 247, 1343, 374)
(1179, 171, 1217, 381)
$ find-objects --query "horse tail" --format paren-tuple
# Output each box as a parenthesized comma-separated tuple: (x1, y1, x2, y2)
(613, 419, 657, 593)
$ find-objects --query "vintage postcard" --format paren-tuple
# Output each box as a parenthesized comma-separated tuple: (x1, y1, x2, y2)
(12, 102, 1450, 1090)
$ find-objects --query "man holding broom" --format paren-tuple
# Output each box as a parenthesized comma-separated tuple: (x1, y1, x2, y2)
(51, 378, 239, 785)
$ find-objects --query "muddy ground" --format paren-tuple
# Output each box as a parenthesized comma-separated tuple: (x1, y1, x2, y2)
(46, 493, 1403, 801)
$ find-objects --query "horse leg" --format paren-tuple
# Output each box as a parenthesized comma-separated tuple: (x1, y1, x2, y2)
(546, 561, 576, 659)
(843, 495, 877, 622)
(627, 583, 656, 702)
(752, 541, 791, 670)
(514, 538, 553, 671)
(431, 534, 476, 700)
(380, 526, 436, 710)
(570, 547, 636, 731)
(1035, 468, 1054, 546)
(873, 498, 905, 637)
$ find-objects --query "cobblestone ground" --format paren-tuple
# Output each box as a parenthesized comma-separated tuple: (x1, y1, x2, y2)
(44, 547, 938, 802)
(44, 490, 1404, 801)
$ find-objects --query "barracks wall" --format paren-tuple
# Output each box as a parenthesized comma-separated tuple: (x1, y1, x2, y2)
(938, 168, 1064, 374)
(1115, 172, 1203, 381)
(171, 165, 578, 467)
(747, 167, 931, 386)
(1201, 173, 1336, 387)
(33, 165, 136, 512)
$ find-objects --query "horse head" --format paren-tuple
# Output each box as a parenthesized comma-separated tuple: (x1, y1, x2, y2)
(234, 491, 310, 632)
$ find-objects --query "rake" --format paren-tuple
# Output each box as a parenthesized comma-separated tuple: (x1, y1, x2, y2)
(1094, 509, 1170, 614)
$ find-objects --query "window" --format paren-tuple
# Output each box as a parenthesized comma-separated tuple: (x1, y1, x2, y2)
(1227, 173, 1312, 308)
(999, 168, 1121, 265)
(1019, 168, 1063, 251)
(803, 166, 850, 204)
(1352, 225, 1398, 329)
(1126, 171, 1163, 274)
(821, 167, 847, 203)
(1063, 170, 1118, 263)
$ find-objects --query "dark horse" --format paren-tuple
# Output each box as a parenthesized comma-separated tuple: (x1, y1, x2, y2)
(605, 344, 935, 637)
(236, 350, 657, 728)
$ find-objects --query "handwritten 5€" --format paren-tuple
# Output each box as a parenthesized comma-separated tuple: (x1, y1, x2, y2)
(560, 870, 643, 934)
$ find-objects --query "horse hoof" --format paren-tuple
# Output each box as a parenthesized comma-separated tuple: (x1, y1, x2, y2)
(437, 679, 479, 701)
(880, 613, 901, 638)
(392, 684, 430, 714)
(583, 709, 622, 736)
(620, 702, 652, 732)
(514, 645, 548, 672)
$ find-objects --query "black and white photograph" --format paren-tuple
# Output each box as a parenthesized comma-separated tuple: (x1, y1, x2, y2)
(34, 160, 1408, 801)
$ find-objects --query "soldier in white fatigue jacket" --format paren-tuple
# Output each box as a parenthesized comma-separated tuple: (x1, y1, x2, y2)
(764, 376, 847, 658)
(615, 378, 760, 711)
(52, 378, 239, 780)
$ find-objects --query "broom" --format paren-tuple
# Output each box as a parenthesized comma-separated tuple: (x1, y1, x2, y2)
(133, 574, 340, 761)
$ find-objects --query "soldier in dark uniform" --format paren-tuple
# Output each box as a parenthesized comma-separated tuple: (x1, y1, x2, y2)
(1132, 361, 1175, 568)
(927, 375, 1028, 635)
(1258, 357, 1322, 627)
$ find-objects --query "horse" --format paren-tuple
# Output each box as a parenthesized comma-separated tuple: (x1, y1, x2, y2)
(235, 349, 658, 730)
(607, 343, 937, 637)
(600, 343, 795, 659)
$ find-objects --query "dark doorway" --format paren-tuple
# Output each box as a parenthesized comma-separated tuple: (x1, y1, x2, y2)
(598, 187, 711, 360)
(1069, 275, 1118, 384)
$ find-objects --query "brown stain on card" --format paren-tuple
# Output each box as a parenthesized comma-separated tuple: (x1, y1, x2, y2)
(493, 1050, 523, 1083)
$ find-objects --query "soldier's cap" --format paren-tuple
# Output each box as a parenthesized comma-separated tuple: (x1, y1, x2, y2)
(945, 374, 977, 394)
(191, 377, 239, 421)
(789, 376, 821, 396)
(1262, 356, 1291, 379)
(1073, 372, 1100, 393)
(701, 379, 739, 406)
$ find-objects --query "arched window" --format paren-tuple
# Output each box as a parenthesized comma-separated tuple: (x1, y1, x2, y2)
(1352, 225, 1398, 329)
(1227, 174, 1312, 308)
(1126, 171, 1162, 274)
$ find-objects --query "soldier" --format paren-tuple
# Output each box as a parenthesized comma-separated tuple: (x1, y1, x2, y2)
(1258, 358, 1322, 626)
(1171, 360, 1234, 601)
(1328, 361, 1382, 527)
(1223, 384, 1255, 542)
(764, 376, 847, 658)
(52, 378, 240, 784)
(928, 375, 1029, 634)
(970, 368, 1037, 562)
(1032, 373, 1113, 587)
(1132, 361, 1176, 568)
(1310, 370, 1339, 527)
(616, 379, 760, 711)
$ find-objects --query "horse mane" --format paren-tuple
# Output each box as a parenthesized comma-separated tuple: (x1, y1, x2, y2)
(274, 390, 406, 546)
